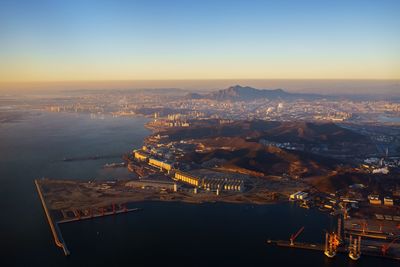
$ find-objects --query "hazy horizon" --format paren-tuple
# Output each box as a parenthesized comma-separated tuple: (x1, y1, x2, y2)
(1, 79, 399, 96)
(1, 1, 399, 96)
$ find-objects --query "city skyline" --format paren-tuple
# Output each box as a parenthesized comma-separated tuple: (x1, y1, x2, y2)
(1, 0, 399, 85)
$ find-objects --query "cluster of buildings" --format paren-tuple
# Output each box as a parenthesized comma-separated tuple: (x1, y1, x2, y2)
(132, 149, 244, 194)
(289, 191, 311, 209)
(134, 150, 173, 172)
(368, 195, 394, 206)
(289, 191, 309, 201)
(361, 157, 400, 175)
(42, 86, 400, 128)
(151, 118, 190, 128)
(288, 187, 400, 217)
(259, 139, 305, 151)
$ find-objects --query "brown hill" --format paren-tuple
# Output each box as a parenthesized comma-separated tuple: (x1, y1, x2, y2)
(159, 120, 378, 180)
(306, 172, 384, 193)
(163, 120, 375, 157)
(166, 120, 368, 143)
(181, 137, 341, 178)
(252, 121, 366, 143)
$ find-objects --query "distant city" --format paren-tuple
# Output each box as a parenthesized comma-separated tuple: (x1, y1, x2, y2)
(39, 85, 400, 124)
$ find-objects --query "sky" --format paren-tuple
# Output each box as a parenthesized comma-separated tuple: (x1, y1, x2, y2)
(0, 0, 399, 85)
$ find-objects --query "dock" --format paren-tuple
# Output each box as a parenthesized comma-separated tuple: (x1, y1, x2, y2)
(270, 240, 326, 252)
(266, 240, 400, 261)
(36, 179, 143, 256)
(35, 179, 70, 256)
(58, 207, 142, 224)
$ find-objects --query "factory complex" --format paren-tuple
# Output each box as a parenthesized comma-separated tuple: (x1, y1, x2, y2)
(131, 148, 244, 194)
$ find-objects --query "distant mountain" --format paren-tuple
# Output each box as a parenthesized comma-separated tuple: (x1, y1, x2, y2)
(210, 85, 289, 101)
(185, 92, 204, 99)
(186, 85, 326, 101)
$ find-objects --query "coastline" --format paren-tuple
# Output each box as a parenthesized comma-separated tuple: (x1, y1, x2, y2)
(37, 178, 284, 215)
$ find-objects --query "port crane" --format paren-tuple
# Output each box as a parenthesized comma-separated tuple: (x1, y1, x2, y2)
(112, 203, 116, 214)
(98, 207, 105, 216)
(324, 231, 340, 258)
(381, 236, 400, 256)
(348, 235, 361, 260)
(290, 226, 305, 246)
(122, 203, 128, 212)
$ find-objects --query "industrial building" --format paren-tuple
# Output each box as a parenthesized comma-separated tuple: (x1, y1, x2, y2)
(133, 149, 173, 173)
(384, 197, 394, 206)
(125, 180, 176, 191)
(148, 158, 173, 172)
(290, 191, 309, 201)
(133, 150, 149, 162)
(174, 170, 201, 187)
(368, 195, 382, 205)
(202, 178, 244, 192)
(174, 171, 244, 192)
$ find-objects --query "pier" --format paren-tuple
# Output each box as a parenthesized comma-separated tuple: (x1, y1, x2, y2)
(35, 179, 70, 256)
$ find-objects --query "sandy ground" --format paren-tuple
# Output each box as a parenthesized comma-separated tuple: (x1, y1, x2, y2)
(38, 176, 308, 212)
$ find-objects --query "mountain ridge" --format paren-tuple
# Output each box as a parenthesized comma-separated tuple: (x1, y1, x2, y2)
(186, 85, 327, 101)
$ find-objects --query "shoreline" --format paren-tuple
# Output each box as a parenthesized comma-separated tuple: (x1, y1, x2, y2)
(35, 179, 70, 256)
(36, 178, 285, 215)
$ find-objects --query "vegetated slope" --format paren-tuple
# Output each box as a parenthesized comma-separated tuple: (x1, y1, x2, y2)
(306, 172, 384, 193)
(181, 136, 341, 178)
(253, 121, 368, 143)
(163, 120, 375, 179)
(165, 120, 372, 147)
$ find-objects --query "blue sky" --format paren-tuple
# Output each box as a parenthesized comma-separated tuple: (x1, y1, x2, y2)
(0, 0, 399, 82)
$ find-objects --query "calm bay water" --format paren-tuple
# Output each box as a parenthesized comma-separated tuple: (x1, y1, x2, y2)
(0, 111, 396, 266)
(378, 115, 400, 123)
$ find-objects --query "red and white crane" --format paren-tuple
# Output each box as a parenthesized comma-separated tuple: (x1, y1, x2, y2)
(290, 226, 305, 246)
(381, 236, 400, 256)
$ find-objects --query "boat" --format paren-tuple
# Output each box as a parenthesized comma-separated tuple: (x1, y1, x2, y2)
(103, 162, 126, 168)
